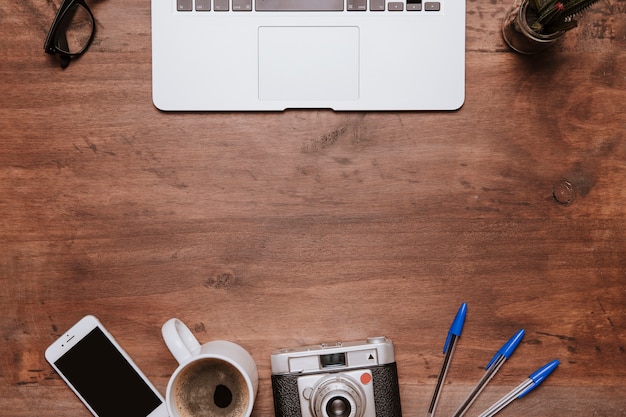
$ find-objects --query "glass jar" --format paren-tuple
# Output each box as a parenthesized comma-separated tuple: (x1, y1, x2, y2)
(501, 0, 564, 54)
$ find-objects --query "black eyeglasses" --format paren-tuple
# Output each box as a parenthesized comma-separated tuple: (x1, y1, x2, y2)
(44, 0, 95, 68)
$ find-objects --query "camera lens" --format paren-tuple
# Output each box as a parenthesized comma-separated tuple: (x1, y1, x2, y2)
(326, 396, 351, 417)
(309, 374, 365, 417)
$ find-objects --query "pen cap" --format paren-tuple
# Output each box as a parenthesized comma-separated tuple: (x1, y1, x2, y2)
(444, 302, 468, 353)
(518, 359, 560, 398)
(486, 329, 525, 369)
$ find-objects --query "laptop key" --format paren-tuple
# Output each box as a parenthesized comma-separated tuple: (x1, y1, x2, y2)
(233, 0, 253, 10)
(388, 2, 404, 10)
(347, 0, 367, 10)
(214, 0, 229, 10)
(425, 1, 441, 10)
(407, 0, 422, 10)
(256, 0, 344, 11)
(177, 0, 193, 11)
(195, 0, 211, 10)
(369, 0, 385, 10)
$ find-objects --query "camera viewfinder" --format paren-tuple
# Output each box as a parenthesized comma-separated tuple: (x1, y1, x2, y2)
(320, 353, 346, 368)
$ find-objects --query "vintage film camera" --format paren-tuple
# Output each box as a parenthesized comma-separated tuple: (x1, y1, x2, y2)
(271, 336, 402, 417)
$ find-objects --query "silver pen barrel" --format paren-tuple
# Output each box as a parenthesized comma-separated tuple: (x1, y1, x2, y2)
(476, 379, 533, 417)
(452, 354, 506, 417)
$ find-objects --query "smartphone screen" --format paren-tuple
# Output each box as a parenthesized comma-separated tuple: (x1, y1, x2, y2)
(52, 325, 164, 417)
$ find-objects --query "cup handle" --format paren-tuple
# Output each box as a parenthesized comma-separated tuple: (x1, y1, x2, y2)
(162, 318, 201, 364)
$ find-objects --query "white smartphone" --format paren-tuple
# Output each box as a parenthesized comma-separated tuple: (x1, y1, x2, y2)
(45, 315, 169, 417)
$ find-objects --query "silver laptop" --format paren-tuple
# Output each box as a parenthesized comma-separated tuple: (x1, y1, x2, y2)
(151, 0, 465, 111)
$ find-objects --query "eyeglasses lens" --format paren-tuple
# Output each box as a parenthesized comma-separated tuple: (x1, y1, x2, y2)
(55, 4, 93, 55)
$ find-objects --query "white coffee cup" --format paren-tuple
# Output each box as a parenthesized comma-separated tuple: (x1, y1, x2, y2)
(162, 318, 258, 417)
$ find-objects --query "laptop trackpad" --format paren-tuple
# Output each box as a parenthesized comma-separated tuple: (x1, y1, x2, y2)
(258, 26, 360, 102)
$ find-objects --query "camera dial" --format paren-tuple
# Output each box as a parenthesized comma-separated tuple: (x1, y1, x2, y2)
(308, 374, 366, 417)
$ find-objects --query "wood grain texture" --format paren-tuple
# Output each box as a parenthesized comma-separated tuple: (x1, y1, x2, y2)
(1, 0, 625, 416)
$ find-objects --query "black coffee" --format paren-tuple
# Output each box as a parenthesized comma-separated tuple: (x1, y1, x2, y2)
(174, 358, 249, 417)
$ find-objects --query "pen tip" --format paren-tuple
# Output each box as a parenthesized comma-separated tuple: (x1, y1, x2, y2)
(444, 303, 467, 353)
(501, 329, 525, 358)
(530, 359, 560, 381)
(450, 302, 468, 335)
(486, 329, 525, 369)
(518, 359, 559, 398)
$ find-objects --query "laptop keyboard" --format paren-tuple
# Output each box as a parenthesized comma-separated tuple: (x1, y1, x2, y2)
(176, 0, 441, 12)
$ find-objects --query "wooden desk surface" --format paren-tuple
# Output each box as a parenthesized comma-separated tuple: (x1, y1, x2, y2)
(1, 1, 625, 416)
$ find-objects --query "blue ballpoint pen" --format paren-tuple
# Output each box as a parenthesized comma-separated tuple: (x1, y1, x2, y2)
(425, 302, 467, 417)
(476, 359, 560, 417)
(451, 328, 525, 417)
